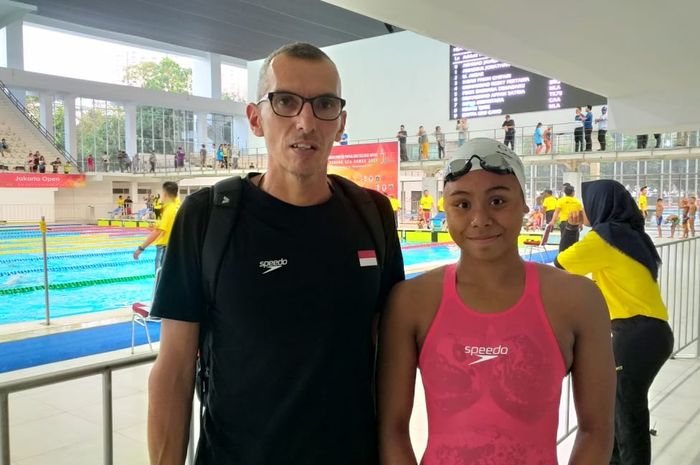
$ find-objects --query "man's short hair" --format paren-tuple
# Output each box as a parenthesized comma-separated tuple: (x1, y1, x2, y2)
(641, 186, 648, 191)
(162, 181, 179, 198)
(257, 43, 334, 99)
(586, 105, 592, 110)
(564, 185, 575, 196)
(544, 189, 553, 195)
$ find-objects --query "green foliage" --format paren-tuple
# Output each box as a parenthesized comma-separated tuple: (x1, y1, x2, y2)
(76, 106, 124, 159)
(123, 57, 192, 94)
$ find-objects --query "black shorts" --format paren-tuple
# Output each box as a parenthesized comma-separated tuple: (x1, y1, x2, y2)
(656, 216, 663, 226)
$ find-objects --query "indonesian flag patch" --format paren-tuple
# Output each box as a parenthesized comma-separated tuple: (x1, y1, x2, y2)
(358, 250, 378, 267)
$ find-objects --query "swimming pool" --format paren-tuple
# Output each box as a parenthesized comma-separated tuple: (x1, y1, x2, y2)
(0, 226, 465, 324)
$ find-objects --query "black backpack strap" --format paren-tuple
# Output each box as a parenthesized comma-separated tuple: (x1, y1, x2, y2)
(329, 174, 387, 269)
(197, 175, 243, 409)
(202, 175, 244, 303)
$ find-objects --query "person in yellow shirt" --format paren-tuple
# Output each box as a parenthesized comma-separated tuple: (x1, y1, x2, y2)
(116, 195, 125, 217)
(419, 189, 434, 224)
(133, 181, 180, 285)
(437, 195, 444, 213)
(548, 183, 583, 252)
(542, 189, 557, 224)
(555, 179, 672, 465)
(386, 191, 401, 226)
(638, 186, 648, 221)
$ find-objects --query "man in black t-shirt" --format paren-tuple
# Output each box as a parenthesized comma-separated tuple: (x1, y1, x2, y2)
(397, 124, 408, 161)
(502, 114, 516, 150)
(148, 43, 405, 465)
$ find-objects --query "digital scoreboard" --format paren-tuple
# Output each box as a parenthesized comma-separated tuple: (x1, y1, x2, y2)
(450, 46, 606, 119)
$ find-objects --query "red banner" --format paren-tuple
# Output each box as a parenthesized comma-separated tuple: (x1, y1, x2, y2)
(0, 173, 86, 188)
(328, 142, 399, 197)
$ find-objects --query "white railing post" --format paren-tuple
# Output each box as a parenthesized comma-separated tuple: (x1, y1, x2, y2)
(102, 369, 113, 465)
(0, 392, 9, 465)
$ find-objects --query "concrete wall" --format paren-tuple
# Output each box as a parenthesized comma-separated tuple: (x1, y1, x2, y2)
(0, 187, 56, 222)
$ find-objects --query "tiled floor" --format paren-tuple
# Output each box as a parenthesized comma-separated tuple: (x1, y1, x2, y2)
(1, 343, 699, 464)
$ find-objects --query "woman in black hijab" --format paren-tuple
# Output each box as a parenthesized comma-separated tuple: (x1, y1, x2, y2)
(555, 179, 673, 465)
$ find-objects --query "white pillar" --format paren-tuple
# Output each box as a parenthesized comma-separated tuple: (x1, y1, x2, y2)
(233, 115, 249, 151)
(63, 95, 77, 158)
(562, 171, 583, 199)
(124, 103, 137, 158)
(192, 53, 221, 99)
(39, 93, 54, 135)
(195, 112, 208, 152)
(5, 20, 25, 105)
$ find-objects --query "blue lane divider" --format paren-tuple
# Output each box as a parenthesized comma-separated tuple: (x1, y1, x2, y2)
(0, 321, 161, 373)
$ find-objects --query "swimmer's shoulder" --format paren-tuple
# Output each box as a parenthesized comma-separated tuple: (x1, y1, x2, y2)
(385, 265, 446, 321)
(536, 263, 609, 320)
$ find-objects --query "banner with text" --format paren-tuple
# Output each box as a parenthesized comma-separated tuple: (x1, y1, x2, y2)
(328, 142, 399, 197)
(0, 173, 87, 188)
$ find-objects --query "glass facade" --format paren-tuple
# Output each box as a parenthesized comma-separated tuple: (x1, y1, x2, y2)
(136, 106, 194, 155)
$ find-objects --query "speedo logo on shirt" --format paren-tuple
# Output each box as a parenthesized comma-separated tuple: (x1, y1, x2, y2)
(259, 258, 288, 274)
(464, 345, 509, 366)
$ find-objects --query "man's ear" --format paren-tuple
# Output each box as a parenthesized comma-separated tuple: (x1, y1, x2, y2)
(247, 103, 264, 137)
(334, 111, 347, 142)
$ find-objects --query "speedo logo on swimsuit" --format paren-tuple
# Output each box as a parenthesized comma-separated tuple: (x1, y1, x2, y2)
(259, 258, 288, 274)
(464, 345, 509, 365)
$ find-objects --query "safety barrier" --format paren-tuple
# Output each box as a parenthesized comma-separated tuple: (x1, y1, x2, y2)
(557, 236, 700, 444)
(0, 352, 157, 465)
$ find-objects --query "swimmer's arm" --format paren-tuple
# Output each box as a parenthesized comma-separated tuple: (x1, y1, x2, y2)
(148, 319, 199, 465)
(378, 283, 420, 465)
(567, 279, 615, 465)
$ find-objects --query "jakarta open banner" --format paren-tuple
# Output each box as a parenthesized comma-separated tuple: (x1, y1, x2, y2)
(328, 142, 399, 197)
(0, 173, 86, 188)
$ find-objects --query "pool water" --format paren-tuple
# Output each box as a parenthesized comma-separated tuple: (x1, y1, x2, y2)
(0, 226, 462, 324)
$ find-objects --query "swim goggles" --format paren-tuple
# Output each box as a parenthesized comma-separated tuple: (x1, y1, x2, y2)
(444, 152, 516, 183)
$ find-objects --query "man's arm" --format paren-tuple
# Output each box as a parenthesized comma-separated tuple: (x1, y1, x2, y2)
(567, 278, 616, 465)
(148, 319, 199, 465)
(133, 227, 163, 259)
(548, 207, 561, 227)
(377, 283, 419, 465)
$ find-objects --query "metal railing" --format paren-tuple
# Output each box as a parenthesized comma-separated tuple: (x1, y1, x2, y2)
(0, 80, 80, 172)
(557, 235, 700, 444)
(0, 352, 157, 465)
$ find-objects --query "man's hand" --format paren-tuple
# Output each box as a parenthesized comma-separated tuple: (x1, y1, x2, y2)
(134, 248, 143, 260)
(567, 210, 583, 226)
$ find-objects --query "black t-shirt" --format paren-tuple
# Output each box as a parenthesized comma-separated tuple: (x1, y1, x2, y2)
(502, 119, 515, 135)
(152, 175, 404, 465)
(397, 130, 407, 143)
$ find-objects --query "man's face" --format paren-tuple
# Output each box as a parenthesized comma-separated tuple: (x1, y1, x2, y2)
(444, 170, 528, 262)
(641, 188, 648, 195)
(246, 55, 346, 180)
(423, 190, 429, 197)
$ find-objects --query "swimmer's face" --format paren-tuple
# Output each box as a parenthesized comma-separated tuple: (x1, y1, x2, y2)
(444, 169, 528, 262)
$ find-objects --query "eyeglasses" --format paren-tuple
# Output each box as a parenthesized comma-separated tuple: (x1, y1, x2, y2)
(444, 153, 515, 182)
(258, 91, 346, 121)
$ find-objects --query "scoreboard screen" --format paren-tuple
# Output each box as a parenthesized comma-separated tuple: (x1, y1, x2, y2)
(450, 46, 606, 119)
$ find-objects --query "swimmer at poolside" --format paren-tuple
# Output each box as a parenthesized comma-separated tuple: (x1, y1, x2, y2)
(378, 138, 615, 465)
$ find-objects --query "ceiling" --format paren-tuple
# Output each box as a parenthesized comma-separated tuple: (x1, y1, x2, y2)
(9, 0, 700, 132)
(324, 0, 700, 133)
(13, 0, 397, 61)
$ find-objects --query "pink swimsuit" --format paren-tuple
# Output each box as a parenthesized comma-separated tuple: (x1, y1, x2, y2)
(418, 262, 566, 465)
